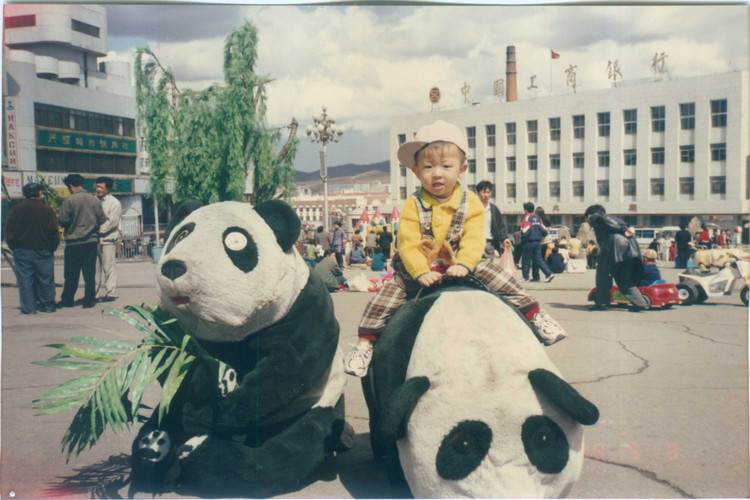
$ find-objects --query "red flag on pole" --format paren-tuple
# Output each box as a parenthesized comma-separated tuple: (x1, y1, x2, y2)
(551, 49, 560, 59)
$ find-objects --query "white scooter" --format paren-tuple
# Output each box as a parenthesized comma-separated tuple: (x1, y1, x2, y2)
(676, 259, 749, 306)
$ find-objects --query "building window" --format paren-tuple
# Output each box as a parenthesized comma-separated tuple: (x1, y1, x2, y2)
(573, 152, 584, 168)
(466, 127, 476, 148)
(549, 117, 561, 141)
(506, 183, 516, 198)
(4, 14, 36, 28)
(34, 103, 135, 138)
(623, 179, 637, 196)
(507, 156, 516, 172)
(598, 151, 610, 167)
(506, 122, 516, 145)
(711, 143, 727, 161)
(680, 177, 694, 195)
(573, 115, 585, 139)
(527, 182, 538, 198)
(528, 155, 538, 171)
(597, 112, 610, 137)
(597, 180, 609, 197)
(71, 19, 100, 38)
(651, 105, 665, 132)
(398, 133, 406, 145)
(680, 103, 695, 130)
(624, 109, 637, 134)
(623, 149, 637, 166)
(680, 145, 695, 163)
(572, 181, 584, 197)
(711, 99, 727, 127)
(487, 157, 496, 173)
(650, 215, 667, 227)
(527, 120, 538, 143)
(400, 187, 407, 199)
(650, 178, 665, 196)
(400, 165, 406, 176)
(549, 154, 560, 169)
(549, 182, 560, 197)
(468, 159, 476, 173)
(486, 125, 496, 147)
(710, 176, 726, 194)
(651, 147, 665, 165)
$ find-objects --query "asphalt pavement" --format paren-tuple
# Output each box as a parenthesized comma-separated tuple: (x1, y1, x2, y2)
(0, 259, 747, 499)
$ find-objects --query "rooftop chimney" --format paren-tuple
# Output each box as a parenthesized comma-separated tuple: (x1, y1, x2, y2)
(506, 45, 517, 102)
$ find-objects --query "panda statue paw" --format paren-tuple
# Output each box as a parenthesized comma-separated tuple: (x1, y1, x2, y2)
(130, 430, 181, 494)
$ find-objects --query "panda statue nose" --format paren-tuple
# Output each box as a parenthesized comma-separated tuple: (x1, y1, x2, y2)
(161, 260, 187, 280)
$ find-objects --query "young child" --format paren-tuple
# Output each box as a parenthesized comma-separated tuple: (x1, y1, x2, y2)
(344, 120, 567, 377)
(640, 248, 662, 286)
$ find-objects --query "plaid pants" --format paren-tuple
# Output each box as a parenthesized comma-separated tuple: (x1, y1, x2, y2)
(358, 259, 538, 339)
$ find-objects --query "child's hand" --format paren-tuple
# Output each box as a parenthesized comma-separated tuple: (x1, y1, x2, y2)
(418, 271, 442, 288)
(446, 265, 468, 278)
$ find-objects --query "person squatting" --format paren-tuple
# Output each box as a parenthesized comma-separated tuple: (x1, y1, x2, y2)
(343, 120, 567, 377)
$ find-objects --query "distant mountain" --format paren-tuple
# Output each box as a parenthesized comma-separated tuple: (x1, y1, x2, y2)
(294, 160, 389, 183)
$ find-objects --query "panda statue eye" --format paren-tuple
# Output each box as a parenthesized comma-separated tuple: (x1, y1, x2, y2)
(451, 432, 477, 454)
(164, 223, 195, 255)
(224, 231, 248, 251)
(222, 227, 258, 273)
(436, 420, 492, 480)
(521, 416, 569, 474)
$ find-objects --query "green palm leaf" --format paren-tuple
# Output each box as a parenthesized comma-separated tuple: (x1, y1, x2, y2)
(32, 304, 220, 461)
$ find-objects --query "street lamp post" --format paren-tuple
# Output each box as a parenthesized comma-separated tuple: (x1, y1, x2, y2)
(306, 106, 343, 232)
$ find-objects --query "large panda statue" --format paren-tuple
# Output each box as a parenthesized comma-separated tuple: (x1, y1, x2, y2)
(363, 280, 599, 498)
(129, 200, 346, 497)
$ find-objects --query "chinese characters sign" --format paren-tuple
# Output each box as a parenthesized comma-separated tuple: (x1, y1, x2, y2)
(36, 127, 136, 156)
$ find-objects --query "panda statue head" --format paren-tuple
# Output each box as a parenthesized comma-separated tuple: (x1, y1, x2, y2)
(372, 290, 599, 498)
(156, 200, 309, 342)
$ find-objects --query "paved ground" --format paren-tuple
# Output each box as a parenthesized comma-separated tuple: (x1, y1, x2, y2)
(0, 259, 747, 499)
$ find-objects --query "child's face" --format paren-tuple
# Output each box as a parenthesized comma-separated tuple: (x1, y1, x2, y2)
(412, 143, 467, 199)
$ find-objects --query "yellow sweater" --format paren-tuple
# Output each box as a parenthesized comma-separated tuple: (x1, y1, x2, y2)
(397, 186, 485, 279)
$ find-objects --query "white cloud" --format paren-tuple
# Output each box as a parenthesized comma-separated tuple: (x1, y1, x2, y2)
(103, 4, 748, 170)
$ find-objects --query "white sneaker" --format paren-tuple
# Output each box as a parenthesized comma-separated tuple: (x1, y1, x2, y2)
(344, 343, 374, 377)
(532, 309, 567, 345)
(544, 274, 555, 283)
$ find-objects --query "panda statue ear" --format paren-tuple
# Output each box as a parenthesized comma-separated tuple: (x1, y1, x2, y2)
(254, 200, 301, 252)
(165, 200, 203, 242)
(528, 369, 599, 425)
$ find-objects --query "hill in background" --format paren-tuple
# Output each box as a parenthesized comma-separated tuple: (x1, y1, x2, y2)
(294, 160, 389, 183)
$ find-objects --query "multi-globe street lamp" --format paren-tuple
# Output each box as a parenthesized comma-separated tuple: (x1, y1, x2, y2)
(306, 106, 343, 232)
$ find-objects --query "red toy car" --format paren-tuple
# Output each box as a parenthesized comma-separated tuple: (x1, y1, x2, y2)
(587, 282, 681, 308)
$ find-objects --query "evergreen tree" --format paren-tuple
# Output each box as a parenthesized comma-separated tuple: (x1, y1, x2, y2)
(135, 22, 298, 206)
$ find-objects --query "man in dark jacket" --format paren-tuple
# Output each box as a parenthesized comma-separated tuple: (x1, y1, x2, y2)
(58, 174, 106, 308)
(377, 226, 393, 260)
(312, 249, 347, 292)
(585, 204, 648, 311)
(5, 182, 60, 314)
(475, 181, 507, 259)
(520, 202, 553, 283)
(674, 224, 692, 268)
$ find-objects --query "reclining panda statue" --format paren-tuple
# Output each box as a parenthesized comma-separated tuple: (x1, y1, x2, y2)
(363, 279, 599, 498)
(129, 200, 346, 497)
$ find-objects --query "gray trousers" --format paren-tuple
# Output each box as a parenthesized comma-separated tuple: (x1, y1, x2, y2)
(14, 248, 55, 313)
(96, 243, 117, 298)
(595, 257, 648, 308)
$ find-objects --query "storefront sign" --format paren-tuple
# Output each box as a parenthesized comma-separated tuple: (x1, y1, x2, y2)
(22, 171, 134, 195)
(5, 97, 19, 169)
(3, 170, 23, 197)
(36, 127, 136, 156)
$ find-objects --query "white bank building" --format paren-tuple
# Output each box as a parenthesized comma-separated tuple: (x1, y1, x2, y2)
(2, 4, 150, 238)
(391, 71, 749, 234)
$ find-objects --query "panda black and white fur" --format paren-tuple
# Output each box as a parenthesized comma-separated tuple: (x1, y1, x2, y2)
(130, 200, 346, 497)
(364, 284, 599, 498)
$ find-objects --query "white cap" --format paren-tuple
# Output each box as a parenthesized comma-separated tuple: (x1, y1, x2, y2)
(396, 120, 470, 167)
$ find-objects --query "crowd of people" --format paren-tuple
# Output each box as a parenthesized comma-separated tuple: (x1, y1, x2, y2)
(5, 175, 122, 314)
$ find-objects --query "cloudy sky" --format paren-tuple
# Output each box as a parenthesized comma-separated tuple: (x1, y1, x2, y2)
(102, 3, 749, 172)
